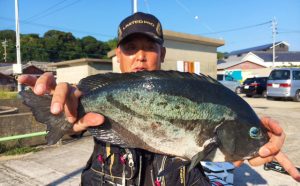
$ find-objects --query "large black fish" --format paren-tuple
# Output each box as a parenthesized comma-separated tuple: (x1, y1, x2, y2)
(20, 70, 269, 169)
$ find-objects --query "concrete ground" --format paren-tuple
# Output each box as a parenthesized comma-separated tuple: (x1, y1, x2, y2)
(0, 95, 299, 186)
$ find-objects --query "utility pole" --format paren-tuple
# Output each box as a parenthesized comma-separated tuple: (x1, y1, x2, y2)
(272, 17, 277, 68)
(1, 39, 7, 62)
(14, 0, 23, 92)
(132, 0, 138, 13)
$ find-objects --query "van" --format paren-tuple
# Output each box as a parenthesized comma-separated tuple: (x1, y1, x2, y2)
(217, 74, 241, 93)
(267, 68, 300, 101)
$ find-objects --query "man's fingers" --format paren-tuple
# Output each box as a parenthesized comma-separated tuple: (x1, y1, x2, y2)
(18, 75, 38, 88)
(275, 152, 300, 182)
(64, 86, 82, 123)
(72, 113, 105, 133)
(34, 72, 56, 95)
(233, 160, 244, 167)
(259, 117, 285, 157)
(248, 155, 274, 166)
(51, 82, 69, 114)
(260, 116, 283, 135)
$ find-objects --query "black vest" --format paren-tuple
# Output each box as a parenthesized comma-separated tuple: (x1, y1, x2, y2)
(81, 138, 210, 186)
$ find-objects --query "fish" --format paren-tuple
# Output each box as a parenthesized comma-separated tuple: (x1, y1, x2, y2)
(20, 70, 269, 170)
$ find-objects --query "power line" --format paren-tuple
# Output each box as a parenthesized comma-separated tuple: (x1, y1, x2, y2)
(0, 16, 115, 39)
(28, 0, 82, 22)
(24, 0, 69, 22)
(199, 21, 272, 35)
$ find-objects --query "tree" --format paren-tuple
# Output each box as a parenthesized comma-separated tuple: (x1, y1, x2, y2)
(0, 29, 116, 63)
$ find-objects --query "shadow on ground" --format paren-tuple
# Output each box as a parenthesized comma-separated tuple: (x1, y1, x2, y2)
(234, 164, 267, 185)
(47, 167, 84, 186)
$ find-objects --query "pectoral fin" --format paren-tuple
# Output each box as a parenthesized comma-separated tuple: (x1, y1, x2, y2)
(188, 139, 218, 172)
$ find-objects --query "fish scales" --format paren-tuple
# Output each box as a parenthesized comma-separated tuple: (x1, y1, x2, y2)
(20, 70, 269, 166)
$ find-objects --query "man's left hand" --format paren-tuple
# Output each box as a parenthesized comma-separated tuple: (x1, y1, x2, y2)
(233, 117, 300, 182)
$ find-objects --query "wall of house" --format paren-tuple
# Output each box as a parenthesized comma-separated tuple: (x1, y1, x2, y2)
(88, 63, 112, 75)
(56, 63, 89, 84)
(163, 40, 218, 77)
(264, 61, 300, 67)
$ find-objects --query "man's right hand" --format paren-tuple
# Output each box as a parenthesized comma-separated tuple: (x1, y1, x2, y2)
(18, 72, 105, 133)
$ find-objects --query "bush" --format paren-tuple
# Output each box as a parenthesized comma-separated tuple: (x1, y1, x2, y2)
(0, 91, 18, 99)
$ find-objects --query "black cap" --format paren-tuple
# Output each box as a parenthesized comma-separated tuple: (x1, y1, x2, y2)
(117, 12, 164, 46)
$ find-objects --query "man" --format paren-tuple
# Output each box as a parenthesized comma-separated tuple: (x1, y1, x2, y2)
(19, 12, 300, 185)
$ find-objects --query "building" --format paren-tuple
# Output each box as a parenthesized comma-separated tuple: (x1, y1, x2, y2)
(47, 58, 112, 84)
(224, 41, 289, 62)
(218, 41, 300, 80)
(108, 30, 224, 78)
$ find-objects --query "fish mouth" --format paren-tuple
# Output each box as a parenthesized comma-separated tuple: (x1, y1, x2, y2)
(133, 67, 146, 72)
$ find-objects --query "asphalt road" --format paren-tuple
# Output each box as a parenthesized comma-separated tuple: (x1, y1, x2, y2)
(0, 95, 299, 186)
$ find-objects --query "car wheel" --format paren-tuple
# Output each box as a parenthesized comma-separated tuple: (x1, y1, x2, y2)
(235, 87, 241, 94)
(262, 90, 267, 98)
(246, 94, 252, 97)
(293, 90, 300, 102)
(266, 96, 273, 100)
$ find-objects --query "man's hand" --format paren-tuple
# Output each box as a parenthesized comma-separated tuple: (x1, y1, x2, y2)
(234, 117, 300, 182)
(18, 73, 105, 133)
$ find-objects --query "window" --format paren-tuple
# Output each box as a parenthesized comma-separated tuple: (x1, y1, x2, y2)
(269, 70, 290, 80)
(293, 71, 300, 80)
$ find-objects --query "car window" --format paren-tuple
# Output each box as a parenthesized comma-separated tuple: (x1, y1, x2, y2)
(225, 75, 233, 81)
(257, 77, 267, 83)
(217, 75, 223, 81)
(243, 78, 255, 84)
(269, 70, 290, 80)
(292, 70, 300, 80)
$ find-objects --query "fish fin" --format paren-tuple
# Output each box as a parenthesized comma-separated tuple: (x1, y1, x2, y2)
(77, 70, 221, 94)
(188, 139, 218, 172)
(19, 90, 72, 145)
(157, 158, 190, 177)
(88, 119, 128, 147)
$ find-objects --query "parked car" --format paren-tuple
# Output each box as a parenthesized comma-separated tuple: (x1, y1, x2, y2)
(217, 74, 241, 93)
(242, 77, 268, 97)
(267, 68, 300, 102)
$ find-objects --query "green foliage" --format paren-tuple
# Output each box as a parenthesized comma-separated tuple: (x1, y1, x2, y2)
(0, 143, 41, 156)
(0, 29, 116, 63)
(0, 91, 18, 99)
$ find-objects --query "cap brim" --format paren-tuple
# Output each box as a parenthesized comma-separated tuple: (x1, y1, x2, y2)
(118, 31, 163, 46)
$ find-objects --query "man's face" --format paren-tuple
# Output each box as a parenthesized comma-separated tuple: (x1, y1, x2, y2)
(116, 34, 166, 73)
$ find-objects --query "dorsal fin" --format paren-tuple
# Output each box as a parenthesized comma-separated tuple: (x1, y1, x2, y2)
(77, 70, 221, 94)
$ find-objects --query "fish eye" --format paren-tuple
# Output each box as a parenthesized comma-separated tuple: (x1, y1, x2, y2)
(249, 127, 261, 139)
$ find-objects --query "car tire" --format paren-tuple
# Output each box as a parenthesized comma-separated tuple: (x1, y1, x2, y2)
(293, 90, 300, 102)
(262, 90, 267, 98)
(266, 96, 273, 100)
(235, 87, 241, 94)
(246, 94, 252, 97)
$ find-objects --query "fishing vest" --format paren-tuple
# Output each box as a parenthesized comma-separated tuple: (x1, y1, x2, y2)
(81, 138, 210, 186)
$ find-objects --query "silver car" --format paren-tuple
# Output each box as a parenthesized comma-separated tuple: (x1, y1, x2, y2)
(217, 74, 241, 93)
(267, 68, 300, 102)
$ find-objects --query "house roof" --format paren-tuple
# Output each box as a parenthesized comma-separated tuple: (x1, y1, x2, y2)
(253, 51, 300, 62)
(163, 30, 225, 47)
(107, 30, 225, 58)
(47, 58, 112, 67)
(217, 61, 243, 70)
(217, 60, 266, 70)
(0, 61, 54, 75)
(226, 41, 288, 56)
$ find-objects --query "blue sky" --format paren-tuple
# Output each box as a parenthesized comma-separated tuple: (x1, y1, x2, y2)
(1, 0, 300, 53)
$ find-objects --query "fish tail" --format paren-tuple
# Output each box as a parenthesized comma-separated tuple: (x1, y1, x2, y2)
(20, 90, 73, 145)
